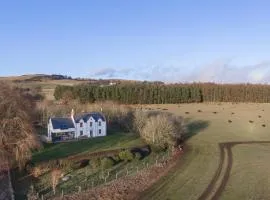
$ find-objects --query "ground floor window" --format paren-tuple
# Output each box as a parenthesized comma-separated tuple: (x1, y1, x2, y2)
(99, 129, 101, 134)
(90, 130, 93, 136)
(80, 131, 83, 136)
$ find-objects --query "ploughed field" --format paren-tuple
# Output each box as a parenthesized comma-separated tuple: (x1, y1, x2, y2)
(142, 103, 270, 200)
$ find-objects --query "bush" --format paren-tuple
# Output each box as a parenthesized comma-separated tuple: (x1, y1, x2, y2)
(134, 152, 142, 160)
(119, 150, 134, 161)
(112, 155, 121, 163)
(91, 158, 101, 169)
(141, 113, 184, 149)
(101, 157, 114, 169)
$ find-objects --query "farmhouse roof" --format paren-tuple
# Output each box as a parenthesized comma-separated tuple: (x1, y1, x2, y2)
(50, 118, 75, 129)
(74, 112, 105, 123)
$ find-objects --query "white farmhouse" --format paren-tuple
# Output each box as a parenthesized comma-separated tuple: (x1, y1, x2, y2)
(47, 110, 106, 142)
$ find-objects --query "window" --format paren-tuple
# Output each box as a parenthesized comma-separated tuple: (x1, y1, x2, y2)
(98, 121, 101, 126)
(80, 122, 83, 127)
(90, 130, 93, 136)
(80, 131, 83, 136)
(90, 122, 93, 127)
(99, 129, 101, 134)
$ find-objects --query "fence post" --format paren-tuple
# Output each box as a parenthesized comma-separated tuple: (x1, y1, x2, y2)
(115, 172, 118, 179)
(61, 190, 64, 198)
(136, 167, 139, 173)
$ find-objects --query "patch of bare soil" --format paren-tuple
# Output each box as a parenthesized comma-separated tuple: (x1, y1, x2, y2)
(52, 150, 183, 200)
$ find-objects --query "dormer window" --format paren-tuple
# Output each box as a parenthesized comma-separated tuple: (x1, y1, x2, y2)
(80, 122, 83, 127)
(99, 121, 101, 126)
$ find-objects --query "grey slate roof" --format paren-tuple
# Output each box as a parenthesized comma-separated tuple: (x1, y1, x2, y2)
(74, 112, 105, 123)
(51, 118, 75, 129)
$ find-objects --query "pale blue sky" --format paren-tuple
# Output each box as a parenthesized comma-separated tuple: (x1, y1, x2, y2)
(1, 0, 270, 82)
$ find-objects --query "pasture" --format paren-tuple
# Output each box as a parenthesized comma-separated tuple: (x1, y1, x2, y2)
(142, 103, 270, 200)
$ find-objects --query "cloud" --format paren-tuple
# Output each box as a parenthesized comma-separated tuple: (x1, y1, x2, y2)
(91, 60, 270, 83)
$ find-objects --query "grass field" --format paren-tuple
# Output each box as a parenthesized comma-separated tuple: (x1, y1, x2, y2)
(141, 103, 270, 200)
(32, 132, 144, 163)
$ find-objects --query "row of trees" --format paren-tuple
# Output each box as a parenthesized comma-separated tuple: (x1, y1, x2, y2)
(54, 83, 270, 104)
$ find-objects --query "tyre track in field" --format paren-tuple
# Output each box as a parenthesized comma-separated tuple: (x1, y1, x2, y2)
(198, 141, 270, 200)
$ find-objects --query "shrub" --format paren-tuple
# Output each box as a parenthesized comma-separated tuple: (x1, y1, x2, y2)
(134, 152, 142, 160)
(141, 113, 184, 149)
(119, 150, 134, 161)
(112, 155, 121, 163)
(91, 158, 101, 169)
(133, 109, 148, 135)
(101, 157, 114, 169)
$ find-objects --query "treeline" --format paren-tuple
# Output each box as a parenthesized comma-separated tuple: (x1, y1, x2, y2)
(54, 83, 270, 104)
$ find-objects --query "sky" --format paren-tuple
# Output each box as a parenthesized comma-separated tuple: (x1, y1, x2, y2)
(0, 0, 270, 83)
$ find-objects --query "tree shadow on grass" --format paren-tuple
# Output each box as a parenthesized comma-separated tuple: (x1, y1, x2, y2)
(183, 119, 210, 141)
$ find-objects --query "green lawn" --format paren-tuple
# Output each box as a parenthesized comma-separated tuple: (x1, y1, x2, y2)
(32, 132, 145, 163)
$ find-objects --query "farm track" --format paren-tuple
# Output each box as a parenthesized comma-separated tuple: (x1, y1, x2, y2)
(198, 141, 270, 200)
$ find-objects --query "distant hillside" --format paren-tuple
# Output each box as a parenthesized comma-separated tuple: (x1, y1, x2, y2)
(0, 74, 154, 100)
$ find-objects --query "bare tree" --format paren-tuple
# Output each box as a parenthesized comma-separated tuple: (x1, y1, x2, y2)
(141, 113, 183, 149)
(0, 83, 41, 170)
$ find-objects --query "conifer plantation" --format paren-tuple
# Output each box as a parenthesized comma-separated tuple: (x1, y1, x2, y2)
(54, 83, 270, 104)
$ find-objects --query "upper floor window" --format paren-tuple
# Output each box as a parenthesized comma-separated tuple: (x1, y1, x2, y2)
(80, 122, 83, 127)
(98, 121, 101, 126)
(90, 122, 93, 127)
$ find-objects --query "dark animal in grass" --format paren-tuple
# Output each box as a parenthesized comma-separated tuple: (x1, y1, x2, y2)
(231, 112, 235, 115)
(185, 112, 189, 114)
(249, 120, 254, 123)
(258, 115, 262, 118)
(197, 109, 202, 113)
(213, 112, 217, 114)
(262, 109, 264, 111)
(162, 108, 168, 110)
(262, 124, 266, 127)
(228, 120, 232, 123)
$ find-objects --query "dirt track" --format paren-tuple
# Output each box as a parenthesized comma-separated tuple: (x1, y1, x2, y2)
(198, 141, 270, 200)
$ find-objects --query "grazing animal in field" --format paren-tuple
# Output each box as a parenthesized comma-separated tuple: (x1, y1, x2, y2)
(228, 120, 232, 123)
(258, 115, 262, 118)
(262, 124, 266, 127)
(213, 112, 217, 114)
(249, 120, 254, 123)
(197, 110, 202, 113)
(231, 112, 235, 115)
(185, 112, 189, 114)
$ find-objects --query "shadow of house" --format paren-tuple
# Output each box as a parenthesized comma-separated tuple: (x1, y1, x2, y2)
(182, 120, 210, 141)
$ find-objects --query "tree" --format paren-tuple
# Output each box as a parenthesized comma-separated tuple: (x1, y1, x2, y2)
(141, 113, 183, 149)
(0, 83, 41, 170)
